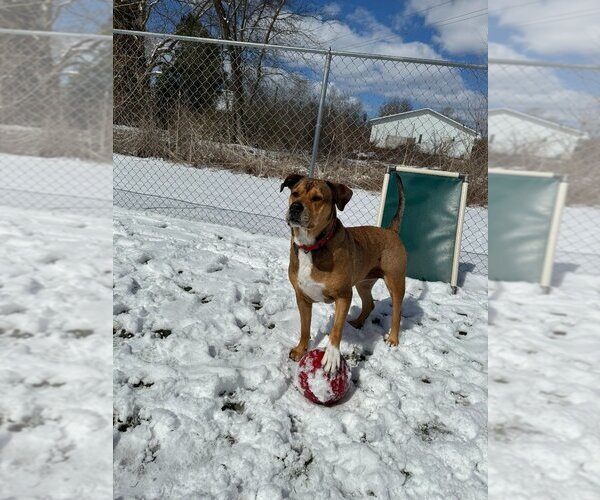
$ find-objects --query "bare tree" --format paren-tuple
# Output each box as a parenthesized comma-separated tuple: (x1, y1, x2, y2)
(0, 0, 110, 126)
(169, 0, 321, 143)
(113, 0, 157, 125)
(0, 0, 57, 125)
(378, 97, 412, 117)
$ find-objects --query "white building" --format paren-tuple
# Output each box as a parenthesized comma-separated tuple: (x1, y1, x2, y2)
(488, 108, 588, 159)
(369, 108, 480, 159)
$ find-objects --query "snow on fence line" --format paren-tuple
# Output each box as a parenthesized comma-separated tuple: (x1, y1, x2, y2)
(114, 154, 488, 274)
(114, 153, 600, 278)
(0, 153, 112, 216)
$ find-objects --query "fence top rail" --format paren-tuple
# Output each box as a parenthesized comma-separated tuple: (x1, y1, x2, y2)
(489, 58, 600, 71)
(113, 29, 487, 70)
(0, 27, 111, 41)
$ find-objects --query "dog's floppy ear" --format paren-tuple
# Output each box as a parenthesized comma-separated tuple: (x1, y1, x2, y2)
(280, 173, 304, 192)
(327, 181, 353, 211)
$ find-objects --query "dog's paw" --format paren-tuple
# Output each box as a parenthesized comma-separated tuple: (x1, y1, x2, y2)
(289, 346, 307, 361)
(385, 332, 399, 346)
(322, 344, 340, 374)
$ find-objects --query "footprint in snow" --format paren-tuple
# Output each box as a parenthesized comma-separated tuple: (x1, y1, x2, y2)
(114, 328, 134, 339)
(416, 421, 452, 442)
(131, 380, 154, 388)
(129, 279, 141, 295)
(66, 328, 94, 338)
(454, 330, 468, 339)
(154, 329, 172, 339)
(136, 253, 151, 265)
(346, 346, 374, 365)
(27, 279, 44, 294)
(114, 411, 143, 432)
(221, 401, 245, 414)
(450, 391, 470, 405)
(206, 255, 228, 273)
(113, 303, 129, 315)
(39, 254, 60, 265)
(9, 329, 34, 339)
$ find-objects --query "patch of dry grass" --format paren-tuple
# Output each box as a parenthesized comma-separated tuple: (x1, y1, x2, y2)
(114, 124, 488, 206)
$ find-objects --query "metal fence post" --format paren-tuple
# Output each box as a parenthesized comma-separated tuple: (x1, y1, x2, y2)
(308, 48, 332, 177)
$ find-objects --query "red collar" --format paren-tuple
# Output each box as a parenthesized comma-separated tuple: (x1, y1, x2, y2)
(296, 224, 337, 253)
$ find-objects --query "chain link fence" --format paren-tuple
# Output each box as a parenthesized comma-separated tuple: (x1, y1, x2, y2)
(0, 27, 112, 216)
(489, 59, 600, 278)
(113, 30, 488, 275)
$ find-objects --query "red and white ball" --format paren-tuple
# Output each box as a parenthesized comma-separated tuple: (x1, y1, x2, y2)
(296, 349, 351, 405)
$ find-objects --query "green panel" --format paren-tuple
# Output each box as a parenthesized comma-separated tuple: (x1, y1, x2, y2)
(489, 173, 559, 283)
(381, 170, 463, 283)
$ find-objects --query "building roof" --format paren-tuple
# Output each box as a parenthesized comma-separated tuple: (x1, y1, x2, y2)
(489, 108, 587, 137)
(369, 108, 480, 137)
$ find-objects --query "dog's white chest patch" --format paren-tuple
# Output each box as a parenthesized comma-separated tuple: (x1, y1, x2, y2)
(297, 250, 325, 302)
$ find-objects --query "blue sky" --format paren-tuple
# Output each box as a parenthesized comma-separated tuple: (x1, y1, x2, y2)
(315, 1, 449, 53)
(53, 0, 111, 34)
(148, 0, 488, 63)
(309, 1, 489, 121)
(311, 0, 487, 63)
(144, 0, 488, 126)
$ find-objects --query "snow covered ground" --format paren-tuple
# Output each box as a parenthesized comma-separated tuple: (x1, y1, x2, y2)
(0, 207, 112, 497)
(554, 206, 600, 278)
(489, 275, 600, 499)
(113, 207, 488, 499)
(0, 152, 112, 216)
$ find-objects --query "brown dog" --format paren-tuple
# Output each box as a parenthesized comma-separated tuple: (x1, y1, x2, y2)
(280, 173, 407, 373)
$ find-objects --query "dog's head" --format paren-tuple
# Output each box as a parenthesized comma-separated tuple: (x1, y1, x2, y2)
(280, 174, 353, 231)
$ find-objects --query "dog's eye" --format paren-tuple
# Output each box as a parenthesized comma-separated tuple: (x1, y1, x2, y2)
(311, 196, 323, 202)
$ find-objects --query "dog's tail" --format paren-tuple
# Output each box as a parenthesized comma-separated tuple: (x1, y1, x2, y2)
(388, 174, 405, 234)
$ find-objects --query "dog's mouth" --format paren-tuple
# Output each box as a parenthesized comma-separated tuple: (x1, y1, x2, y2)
(287, 217, 303, 227)
(286, 212, 310, 228)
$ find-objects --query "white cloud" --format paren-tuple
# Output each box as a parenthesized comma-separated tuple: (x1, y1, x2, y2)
(490, 0, 600, 57)
(404, 0, 488, 55)
(488, 44, 598, 132)
(263, 7, 486, 127)
(488, 42, 527, 60)
(321, 3, 342, 18)
(299, 7, 442, 61)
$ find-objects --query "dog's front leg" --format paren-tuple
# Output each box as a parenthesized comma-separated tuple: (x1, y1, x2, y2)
(322, 293, 352, 373)
(289, 291, 313, 361)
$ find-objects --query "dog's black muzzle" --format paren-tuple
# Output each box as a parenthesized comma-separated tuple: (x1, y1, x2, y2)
(288, 202, 304, 224)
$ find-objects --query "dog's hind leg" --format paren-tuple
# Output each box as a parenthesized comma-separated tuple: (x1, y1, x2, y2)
(349, 279, 377, 329)
(383, 273, 405, 346)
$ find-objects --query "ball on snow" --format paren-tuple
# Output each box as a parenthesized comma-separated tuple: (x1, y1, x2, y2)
(296, 349, 350, 405)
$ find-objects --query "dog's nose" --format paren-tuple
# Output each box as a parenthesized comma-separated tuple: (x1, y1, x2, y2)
(289, 202, 303, 215)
